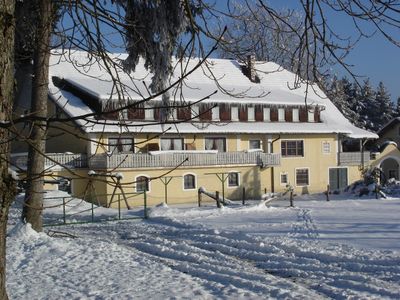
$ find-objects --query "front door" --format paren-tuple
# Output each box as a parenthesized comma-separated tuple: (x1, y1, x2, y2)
(329, 168, 348, 191)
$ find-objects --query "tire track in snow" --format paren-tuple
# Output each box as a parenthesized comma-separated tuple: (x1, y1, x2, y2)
(66, 217, 400, 300)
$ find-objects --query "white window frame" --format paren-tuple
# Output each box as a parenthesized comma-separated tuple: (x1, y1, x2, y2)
(212, 105, 220, 121)
(231, 106, 239, 121)
(281, 139, 305, 158)
(248, 106, 255, 121)
(183, 173, 197, 191)
(295, 168, 310, 187)
(227, 171, 240, 188)
(108, 137, 134, 154)
(135, 175, 151, 193)
(322, 141, 331, 154)
(308, 109, 315, 122)
(278, 108, 285, 122)
(249, 139, 262, 150)
(263, 107, 270, 122)
(159, 137, 184, 151)
(204, 136, 227, 152)
(144, 104, 153, 120)
(280, 172, 289, 186)
(192, 105, 199, 121)
(292, 108, 299, 122)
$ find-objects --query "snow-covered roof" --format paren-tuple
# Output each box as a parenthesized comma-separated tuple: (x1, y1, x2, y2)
(48, 50, 378, 139)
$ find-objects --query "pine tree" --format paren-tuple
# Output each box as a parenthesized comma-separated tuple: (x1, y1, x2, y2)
(360, 79, 377, 131)
(375, 81, 394, 129)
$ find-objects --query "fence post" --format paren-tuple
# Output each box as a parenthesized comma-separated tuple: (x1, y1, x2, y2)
(118, 194, 121, 220)
(326, 184, 330, 202)
(144, 191, 148, 219)
(216, 191, 221, 208)
(198, 189, 202, 207)
(62, 197, 66, 224)
(289, 191, 294, 207)
(242, 187, 246, 205)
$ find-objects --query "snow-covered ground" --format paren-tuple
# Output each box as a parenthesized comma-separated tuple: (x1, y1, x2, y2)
(6, 191, 400, 299)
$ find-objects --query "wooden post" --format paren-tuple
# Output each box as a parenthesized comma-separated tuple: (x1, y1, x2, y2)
(198, 189, 202, 207)
(326, 184, 330, 202)
(242, 187, 246, 205)
(289, 191, 294, 207)
(216, 191, 221, 208)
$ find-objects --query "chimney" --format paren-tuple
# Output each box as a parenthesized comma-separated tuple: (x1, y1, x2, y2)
(246, 54, 257, 82)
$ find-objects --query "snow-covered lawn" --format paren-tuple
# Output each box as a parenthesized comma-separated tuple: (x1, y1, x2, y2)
(6, 191, 400, 299)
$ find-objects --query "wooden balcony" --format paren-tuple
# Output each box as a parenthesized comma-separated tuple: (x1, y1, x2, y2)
(338, 152, 370, 166)
(88, 151, 281, 170)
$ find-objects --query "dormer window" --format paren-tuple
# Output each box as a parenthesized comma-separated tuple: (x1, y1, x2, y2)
(308, 108, 315, 122)
(144, 104, 153, 120)
(231, 106, 239, 121)
(292, 108, 299, 122)
(263, 107, 270, 122)
(278, 108, 285, 122)
(212, 105, 220, 121)
(248, 106, 255, 121)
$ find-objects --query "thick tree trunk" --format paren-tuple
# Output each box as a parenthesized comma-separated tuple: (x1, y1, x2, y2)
(0, 1, 17, 299)
(22, 0, 53, 232)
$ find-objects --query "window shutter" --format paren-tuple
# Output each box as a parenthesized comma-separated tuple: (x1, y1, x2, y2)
(239, 106, 248, 121)
(270, 107, 278, 121)
(285, 107, 293, 122)
(255, 105, 263, 121)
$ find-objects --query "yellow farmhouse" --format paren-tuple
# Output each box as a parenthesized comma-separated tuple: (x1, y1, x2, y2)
(12, 51, 378, 207)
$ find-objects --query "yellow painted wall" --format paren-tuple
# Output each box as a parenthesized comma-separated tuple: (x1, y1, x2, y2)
(43, 131, 369, 207)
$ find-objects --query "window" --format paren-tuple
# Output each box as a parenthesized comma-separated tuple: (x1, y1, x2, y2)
(292, 108, 299, 122)
(280, 173, 288, 185)
(281, 140, 304, 157)
(108, 137, 134, 153)
(322, 141, 331, 154)
(329, 168, 348, 190)
(263, 107, 270, 122)
(296, 169, 309, 186)
(228, 172, 239, 187)
(308, 109, 315, 122)
(249, 139, 262, 150)
(231, 106, 239, 121)
(136, 176, 149, 192)
(278, 108, 285, 121)
(212, 106, 220, 121)
(183, 174, 196, 190)
(205, 137, 226, 152)
(248, 106, 255, 121)
(160, 138, 184, 151)
(144, 104, 153, 120)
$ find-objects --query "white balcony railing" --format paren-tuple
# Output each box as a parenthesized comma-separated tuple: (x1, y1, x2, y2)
(338, 152, 370, 166)
(89, 151, 281, 170)
(11, 153, 88, 170)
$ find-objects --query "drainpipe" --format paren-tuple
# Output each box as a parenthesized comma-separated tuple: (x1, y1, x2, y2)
(270, 135, 281, 193)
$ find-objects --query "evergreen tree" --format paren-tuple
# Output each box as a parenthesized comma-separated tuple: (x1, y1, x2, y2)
(396, 97, 400, 117)
(375, 81, 394, 129)
(360, 79, 377, 131)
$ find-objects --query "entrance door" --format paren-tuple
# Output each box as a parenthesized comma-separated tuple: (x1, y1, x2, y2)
(329, 168, 348, 191)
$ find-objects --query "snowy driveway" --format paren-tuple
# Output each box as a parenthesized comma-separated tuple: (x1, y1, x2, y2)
(7, 196, 400, 299)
